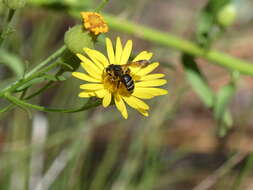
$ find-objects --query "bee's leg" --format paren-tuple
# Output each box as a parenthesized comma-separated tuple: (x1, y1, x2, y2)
(117, 81, 119, 88)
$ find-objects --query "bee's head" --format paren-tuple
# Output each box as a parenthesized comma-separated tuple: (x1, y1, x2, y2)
(106, 64, 122, 77)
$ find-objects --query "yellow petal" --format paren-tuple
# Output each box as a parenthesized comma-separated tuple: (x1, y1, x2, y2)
(115, 37, 123, 65)
(95, 89, 106, 98)
(72, 72, 100, 82)
(122, 96, 149, 110)
(136, 88, 168, 96)
(114, 94, 128, 119)
(106, 38, 115, 64)
(77, 53, 101, 71)
(80, 83, 103, 90)
(137, 109, 149, 117)
(132, 89, 154, 99)
(135, 79, 167, 87)
(120, 40, 132, 65)
(84, 48, 109, 67)
(140, 73, 165, 80)
(80, 62, 102, 80)
(76, 53, 89, 63)
(134, 62, 159, 76)
(132, 51, 153, 62)
(78, 91, 95, 98)
(102, 90, 112, 107)
(83, 48, 105, 70)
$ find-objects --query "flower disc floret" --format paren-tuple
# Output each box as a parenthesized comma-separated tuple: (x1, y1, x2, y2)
(81, 12, 108, 35)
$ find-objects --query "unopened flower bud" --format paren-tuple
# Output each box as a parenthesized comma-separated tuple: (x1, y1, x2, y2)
(217, 4, 237, 27)
(64, 25, 94, 54)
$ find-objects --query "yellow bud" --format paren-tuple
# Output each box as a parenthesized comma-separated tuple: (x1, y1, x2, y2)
(64, 25, 94, 54)
(3, 0, 26, 9)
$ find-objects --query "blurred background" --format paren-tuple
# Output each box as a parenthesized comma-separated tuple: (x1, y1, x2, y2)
(1, 0, 253, 189)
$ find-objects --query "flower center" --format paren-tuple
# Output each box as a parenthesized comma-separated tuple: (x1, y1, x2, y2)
(102, 65, 132, 96)
(81, 12, 108, 35)
(88, 14, 105, 27)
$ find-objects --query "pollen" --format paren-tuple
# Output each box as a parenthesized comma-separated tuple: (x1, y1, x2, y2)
(81, 12, 109, 35)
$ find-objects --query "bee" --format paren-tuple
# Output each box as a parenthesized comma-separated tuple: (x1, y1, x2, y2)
(105, 60, 150, 93)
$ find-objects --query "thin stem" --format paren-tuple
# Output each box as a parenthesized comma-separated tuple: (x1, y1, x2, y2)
(99, 14, 253, 75)
(0, 46, 66, 97)
(24, 69, 64, 100)
(0, 104, 14, 114)
(24, 81, 54, 100)
(0, 9, 16, 47)
(232, 152, 253, 190)
(25, 45, 66, 78)
(4, 93, 101, 113)
(95, 0, 109, 12)
(193, 152, 247, 190)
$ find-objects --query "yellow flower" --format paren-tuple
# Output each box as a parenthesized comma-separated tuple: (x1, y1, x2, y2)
(72, 37, 168, 119)
(80, 12, 108, 35)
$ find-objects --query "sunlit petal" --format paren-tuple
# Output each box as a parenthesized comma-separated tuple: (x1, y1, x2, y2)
(120, 40, 132, 65)
(94, 89, 106, 98)
(134, 62, 159, 76)
(122, 96, 149, 110)
(72, 72, 100, 82)
(102, 90, 112, 107)
(135, 79, 167, 87)
(132, 51, 153, 62)
(137, 109, 149, 117)
(106, 38, 115, 64)
(114, 94, 128, 119)
(83, 48, 105, 70)
(77, 53, 101, 71)
(80, 62, 102, 80)
(80, 83, 104, 90)
(115, 37, 123, 65)
(78, 91, 95, 97)
(140, 73, 165, 80)
(136, 88, 168, 96)
(132, 89, 154, 99)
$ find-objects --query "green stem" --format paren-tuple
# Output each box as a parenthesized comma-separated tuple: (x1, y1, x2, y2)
(24, 67, 64, 100)
(232, 152, 253, 190)
(4, 93, 101, 113)
(0, 104, 14, 114)
(95, 0, 109, 12)
(25, 45, 66, 78)
(0, 46, 66, 97)
(24, 81, 54, 100)
(0, 9, 16, 47)
(100, 14, 253, 75)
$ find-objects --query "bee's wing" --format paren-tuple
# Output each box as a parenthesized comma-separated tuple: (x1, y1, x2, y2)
(125, 60, 150, 75)
(125, 60, 150, 68)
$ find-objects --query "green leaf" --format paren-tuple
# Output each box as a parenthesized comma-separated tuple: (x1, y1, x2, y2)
(214, 83, 235, 121)
(214, 72, 238, 136)
(182, 54, 214, 107)
(0, 49, 24, 78)
(182, 54, 235, 136)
